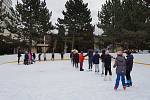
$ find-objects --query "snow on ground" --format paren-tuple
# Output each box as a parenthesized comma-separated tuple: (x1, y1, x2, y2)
(0, 54, 150, 100)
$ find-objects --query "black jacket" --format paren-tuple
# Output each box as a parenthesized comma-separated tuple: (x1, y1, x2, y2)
(104, 54, 111, 68)
(126, 54, 134, 71)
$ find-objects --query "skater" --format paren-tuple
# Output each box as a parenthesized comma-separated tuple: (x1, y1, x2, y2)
(104, 51, 112, 81)
(32, 53, 36, 63)
(79, 51, 85, 71)
(24, 51, 29, 65)
(100, 49, 105, 75)
(51, 52, 55, 61)
(74, 50, 79, 68)
(28, 51, 32, 64)
(61, 51, 64, 60)
(17, 48, 22, 64)
(125, 50, 134, 87)
(38, 53, 42, 62)
(87, 49, 93, 71)
(43, 53, 47, 61)
(70, 50, 74, 63)
(72, 50, 76, 67)
(113, 50, 126, 90)
(92, 51, 100, 73)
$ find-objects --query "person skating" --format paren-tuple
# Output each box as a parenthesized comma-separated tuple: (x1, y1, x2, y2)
(32, 53, 36, 63)
(51, 52, 55, 61)
(74, 50, 79, 68)
(125, 50, 134, 87)
(24, 51, 29, 65)
(113, 50, 126, 91)
(79, 51, 85, 71)
(17, 48, 22, 64)
(92, 51, 100, 73)
(61, 51, 64, 60)
(38, 53, 42, 62)
(104, 51, 112, 81)
(100, 50, 105, 75)
(43, 53, 47, 61)
(28, 51, 32, 64)
(87, 49, 94, 71)
(70, 50, 74, 64)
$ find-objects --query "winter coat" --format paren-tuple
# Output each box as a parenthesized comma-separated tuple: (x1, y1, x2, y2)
(104, 54, 111, 68)
(28, 53, 32, 60)
(74, 53, 79, 63)
(87, 50, 93, 60)
(113, 55, 126, 74)
(24, 53, 29, 60)
(92, 53, 100, 64)
(79, 54, 85, 63)
(126, 54, 134, 71)
(100, 54, 105, 62)
(18, 51, 22, 58)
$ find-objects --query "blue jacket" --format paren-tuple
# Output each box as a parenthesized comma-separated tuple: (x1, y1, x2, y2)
(92, 53, 100, 64)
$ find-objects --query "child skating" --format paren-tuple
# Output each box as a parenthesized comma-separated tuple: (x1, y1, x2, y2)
(113, 50, 126, 91)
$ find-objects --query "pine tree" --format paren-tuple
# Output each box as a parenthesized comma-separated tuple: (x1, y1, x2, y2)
(57, 0, 94, 51)
(16, 0, 54, 50)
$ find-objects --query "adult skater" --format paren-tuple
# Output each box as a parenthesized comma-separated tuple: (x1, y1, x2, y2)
(28, 51, 32, 64)
(38, 53, 42, 62)
(70, 50, 74, 63)
(17, 49, 22, 64)
(113, 50, 126, 90)
(43, 53, 47, 61)
(32, 53, 36, 63)
(87, 49, 94, 71)
(79, 51, 85, 71)
(100, 50, 105, 75)
(104, 51, 112, 81)
(74, 50, 79, 68)
(24, 51, 29, 65)
(51, 52, 55, 61)
(92, 51, 100, 73)
(61, 51, 64, 60)
(125, 50, 134, 87)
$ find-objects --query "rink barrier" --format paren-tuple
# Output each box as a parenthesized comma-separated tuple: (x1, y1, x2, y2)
(1, 58, 150, 67)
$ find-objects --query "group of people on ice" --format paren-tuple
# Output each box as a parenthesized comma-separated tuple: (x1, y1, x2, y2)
(70, 49, 134, 91)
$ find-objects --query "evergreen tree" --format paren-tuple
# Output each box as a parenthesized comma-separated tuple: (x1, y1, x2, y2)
(98, 0, 149, 50)
(57, 0, 94, 51)
(16, 0, 54, 50)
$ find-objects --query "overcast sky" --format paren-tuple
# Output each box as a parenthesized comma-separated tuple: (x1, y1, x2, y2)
(12, 0, 106, 35)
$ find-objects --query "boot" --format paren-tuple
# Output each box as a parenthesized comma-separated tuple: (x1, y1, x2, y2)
(123, 86, 126, 90)
(114, 86, 118, 91)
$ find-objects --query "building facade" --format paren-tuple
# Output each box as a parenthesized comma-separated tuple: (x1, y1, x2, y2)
(1, 0, 12, 14)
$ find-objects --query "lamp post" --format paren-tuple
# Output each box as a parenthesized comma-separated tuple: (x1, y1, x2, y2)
(64, 28, 68, 53)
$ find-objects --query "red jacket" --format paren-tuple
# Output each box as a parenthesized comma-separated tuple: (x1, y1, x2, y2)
(79, 53, 85, 63)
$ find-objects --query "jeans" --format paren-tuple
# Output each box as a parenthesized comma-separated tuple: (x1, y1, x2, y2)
(115, 73, 126, 88)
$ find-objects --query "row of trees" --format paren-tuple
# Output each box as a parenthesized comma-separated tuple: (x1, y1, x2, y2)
(97, 0, 150, 51)
(0, 0, 150, 54)
(1, 0, 94, 53)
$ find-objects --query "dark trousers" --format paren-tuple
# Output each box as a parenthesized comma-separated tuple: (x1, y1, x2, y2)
(75, 62, 78, 68)
(105, 67, 112, 76)
(88, 59, 93, 69)
(18, 57, 20, 64)
(80, 62, 84, 71)
(126, 70, 132, 85)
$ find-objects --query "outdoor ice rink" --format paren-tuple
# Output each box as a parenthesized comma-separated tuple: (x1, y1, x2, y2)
(0, 54, 150, 100)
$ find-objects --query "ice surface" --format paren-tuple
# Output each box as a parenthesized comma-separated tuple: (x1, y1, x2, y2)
(0, 54, 150, 100)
